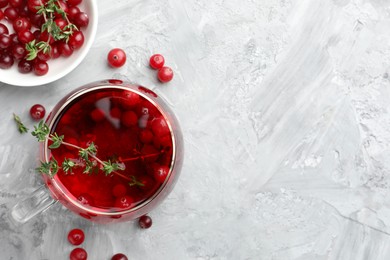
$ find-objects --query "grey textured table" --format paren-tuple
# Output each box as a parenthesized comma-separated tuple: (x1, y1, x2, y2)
(1, 0, 390, 259)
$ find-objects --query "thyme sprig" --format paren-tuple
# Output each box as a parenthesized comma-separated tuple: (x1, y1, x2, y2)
(13, 113, 29, 134)
(26, 0, 79, 60)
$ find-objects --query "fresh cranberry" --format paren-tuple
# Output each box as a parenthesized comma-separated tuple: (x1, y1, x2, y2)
(29, 13, 44, 27)
(4, 7, 19, 21)
(58, 42, 73, 57)
(11, 44, 26, 59)
(138, 175, 155, 191)
(67, 0, 82, 7)
(27, 0, 41, 13)
(68, 31, 84, 50)
(54, 18, 67, 30)
(55, 1, 68, 18)
(149, 54, 165, 69)
(111, 253, 128, 260)
(51, 44, 60, 59)
(90, 108, 105, 122)
(68, 6, 80, 20)
(120, 90, 140, 108)
(0, 52, 14, 69)
(0, 34, 11, 49)
(9, 33, 18, 44)
(112, 184, 127, 198)
(114, 195, 134, 209)
(67, 229, 85, 246)
(109, 107, 121, 119)
(37, 49, 52, 61)
(157, 66, 174, 82)
(30, 104, 46, 120)
(121, 111, 138, 127)
(13, 17, 31, 32)
(0, 0, 8, 9)
(0, 10, 4, 21)
(0, 23, 8, 34)
(107, 48, 126, 68)
(153, 164, 170, 183)
(9, 0, 23, 8)
(39, 31, 54, 44)
(18, 4, 29, 17)
(138, 215, 152, 229)
(73, 12, 89, 28)
(139, 129, 154, 144)
(18, 30, 34, 44)
(18, 59, 33, 73)
(151, 117, 170, 137)
(33, 60, 49, 76)
(70, 248, 87, 260)
(153, 134, 172, 150)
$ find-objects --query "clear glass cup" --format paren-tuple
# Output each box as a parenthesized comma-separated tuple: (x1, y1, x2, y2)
(11, 79, 183, 224)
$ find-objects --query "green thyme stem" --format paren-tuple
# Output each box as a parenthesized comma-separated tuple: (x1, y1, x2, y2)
(47, 138, 133, 181)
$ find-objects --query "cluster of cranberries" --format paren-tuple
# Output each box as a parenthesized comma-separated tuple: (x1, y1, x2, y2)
(67, 216, 151, 260)
(107, 50, 174, 83)
(0, 0, 89, 75)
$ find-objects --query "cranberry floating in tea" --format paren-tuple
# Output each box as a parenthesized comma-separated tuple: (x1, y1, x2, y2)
(11, 80, 183, 224)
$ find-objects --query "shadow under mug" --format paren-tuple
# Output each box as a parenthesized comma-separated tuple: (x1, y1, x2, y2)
(11, 80, 183, 224)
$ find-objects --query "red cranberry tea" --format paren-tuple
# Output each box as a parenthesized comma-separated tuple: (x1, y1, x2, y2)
(49, 88, 173, 212)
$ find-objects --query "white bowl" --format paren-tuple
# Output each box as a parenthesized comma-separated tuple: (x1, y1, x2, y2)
(0, 0, 98, 87)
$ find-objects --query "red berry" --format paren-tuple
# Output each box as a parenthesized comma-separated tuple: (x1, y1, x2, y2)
(120, 90, 140, 108)
(111, 253, 128, 260)
(54, 18, 67, 30)
(0, 10, 4, 21)
(18, 59, 33, 73)
(9, 0, 23, 8)
(109, 107, 121, 119)
(37, 49, 52, 61)
(70, 248, 87, 260)
(0, 52, 14, 69)
(30, 104, 45, 120)
(51, 44, 60, 59)
(90, 108, 105, 122)
(107, 48, 126, 68)
(12, 44, 27, 60)
(139, 129, 154, 144)
(27, 0, 42, 13)
(39, 31, 54, 44)
(157, 66, 174, 83)
(73, 12, 89, 28)
(18, 30, 34, 44)
(112, 184, 127, 198)
(13, 17, 31, 32)
(67, 229, 85, 246)
(138, 215, 152, 229)
(0, 23, 9, 34)
(151, 117, 170, 137)
(68, 6, 80, 20)
(67, 0, 82, 6)
(4, 7, 19, 21)
(9, 33, 18, 44)
(33, 60, 49, 76)
(69, 31, 84, 50)
(0, 0, 7, 9)
(153, 164, 170, 183)
(58, 42, 73, 57)
(121, 111, 137, 127)
(0, 34, 11, 49)
(149, 54, 165, 69)
(114, 195, 134, 209)
(138, 175, 155, 191)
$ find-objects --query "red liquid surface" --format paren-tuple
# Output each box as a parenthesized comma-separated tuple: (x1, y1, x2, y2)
(50, 88, 173, 212)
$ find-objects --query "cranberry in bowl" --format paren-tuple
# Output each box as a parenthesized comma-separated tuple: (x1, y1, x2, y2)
(0, 0, 98, 87)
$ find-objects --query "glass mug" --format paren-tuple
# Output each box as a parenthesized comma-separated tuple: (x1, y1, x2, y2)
(11, 80, 183, 224)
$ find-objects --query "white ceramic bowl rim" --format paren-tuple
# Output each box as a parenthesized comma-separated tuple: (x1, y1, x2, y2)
(0, 0, 98, 87)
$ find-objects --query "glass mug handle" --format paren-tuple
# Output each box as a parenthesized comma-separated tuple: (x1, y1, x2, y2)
(10, 185, 57, 224)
